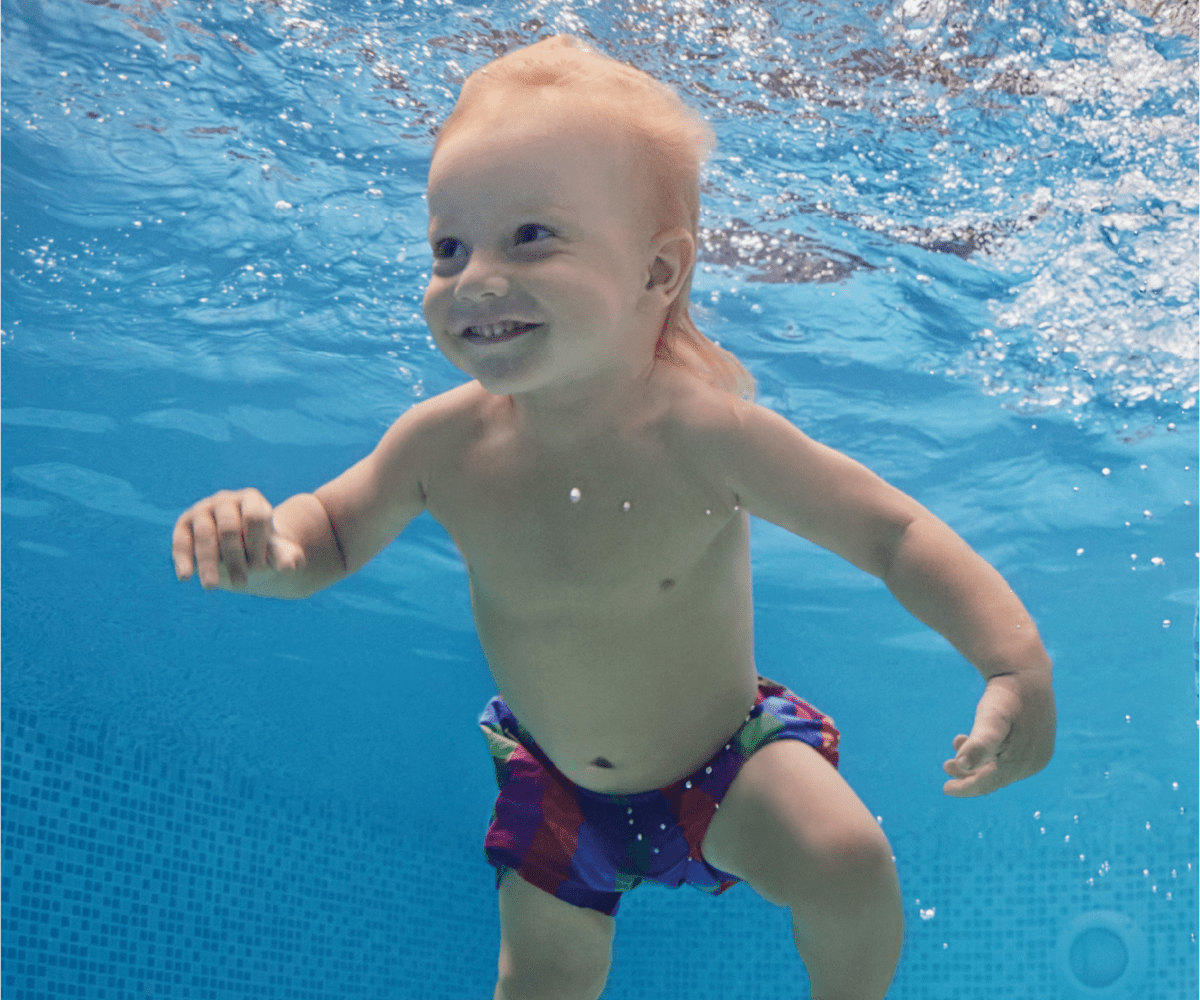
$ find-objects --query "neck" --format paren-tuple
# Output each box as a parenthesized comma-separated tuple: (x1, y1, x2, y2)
(504, 359, 663, 448)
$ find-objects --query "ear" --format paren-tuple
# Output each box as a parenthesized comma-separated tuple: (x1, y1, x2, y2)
(642, 227, 695, 301)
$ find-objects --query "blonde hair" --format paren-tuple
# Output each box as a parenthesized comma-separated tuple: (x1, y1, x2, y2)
(434, 35, 756, 399)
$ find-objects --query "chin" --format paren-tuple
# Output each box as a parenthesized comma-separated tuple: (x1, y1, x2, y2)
(468, 357, 548, 396)
(469, 338, 572, 394)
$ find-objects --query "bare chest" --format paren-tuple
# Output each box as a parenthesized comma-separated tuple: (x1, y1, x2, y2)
(426, 428, 739, 602)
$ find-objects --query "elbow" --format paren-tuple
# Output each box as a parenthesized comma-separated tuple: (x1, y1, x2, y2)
(312, 495, 351, 577)
(873, 513, 918, 582)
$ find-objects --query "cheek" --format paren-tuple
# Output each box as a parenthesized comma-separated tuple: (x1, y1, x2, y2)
(421, 279, 445, 326)
(553, 269, 624, 321)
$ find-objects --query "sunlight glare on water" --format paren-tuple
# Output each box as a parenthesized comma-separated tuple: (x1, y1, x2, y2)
(2, 0, 1195, 429)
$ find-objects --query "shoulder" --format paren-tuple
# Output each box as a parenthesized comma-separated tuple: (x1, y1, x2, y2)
(651, 365, 783, 458)
(346, 381, 489, 500)
(379, 380, 492, 453)
(402, 379, 491, 427)
(651, 367, 842, 508)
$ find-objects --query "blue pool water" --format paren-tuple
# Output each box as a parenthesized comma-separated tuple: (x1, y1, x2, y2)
(2, 0, 1197, 996)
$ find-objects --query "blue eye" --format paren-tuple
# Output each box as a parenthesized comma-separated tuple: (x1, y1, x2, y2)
(515, 224, 554, 244)
(433, 238, 463, 259)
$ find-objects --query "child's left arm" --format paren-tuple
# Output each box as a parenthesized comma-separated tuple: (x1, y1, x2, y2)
(719, 402, 1055, 797)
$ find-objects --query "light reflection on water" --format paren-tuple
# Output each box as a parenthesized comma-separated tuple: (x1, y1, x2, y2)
(3, 0, 1195, 418)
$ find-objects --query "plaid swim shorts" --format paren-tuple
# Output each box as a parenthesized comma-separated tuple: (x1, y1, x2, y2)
(479, 675, 840, 915)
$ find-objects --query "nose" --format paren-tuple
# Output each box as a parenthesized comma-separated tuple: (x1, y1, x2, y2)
(454, 252, 509, 302)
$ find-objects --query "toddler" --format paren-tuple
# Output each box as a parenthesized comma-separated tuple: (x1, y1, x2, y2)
(173, 35, 1056, 1000)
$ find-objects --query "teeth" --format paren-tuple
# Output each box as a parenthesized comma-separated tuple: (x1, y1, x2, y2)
(470, 321, 525, 339)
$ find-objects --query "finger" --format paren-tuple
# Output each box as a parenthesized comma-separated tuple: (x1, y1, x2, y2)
(190, 507, 223, 589)
(943, 760, 1004, 798)
(956, 714, 1012, 773)
(212, 496, 250, 586)
(941, 734, 982, 780)
(171, 514, 196, 580)
(267, 535, 307, 573)
(942, 740, 972, 778)
(240, 491, 274, 569)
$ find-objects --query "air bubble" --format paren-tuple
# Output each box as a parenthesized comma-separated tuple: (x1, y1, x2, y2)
(569, 487, 582, 503)
(622, 501, 631, 511)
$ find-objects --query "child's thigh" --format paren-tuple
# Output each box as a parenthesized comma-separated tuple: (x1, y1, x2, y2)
(496, 869, 615, 989)
(700, 739, 893, 908)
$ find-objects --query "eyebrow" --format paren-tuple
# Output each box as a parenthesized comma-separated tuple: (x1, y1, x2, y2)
(427, 205, 569, 234)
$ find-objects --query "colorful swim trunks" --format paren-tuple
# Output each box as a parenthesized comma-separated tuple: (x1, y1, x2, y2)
(479, 675, 839, 916)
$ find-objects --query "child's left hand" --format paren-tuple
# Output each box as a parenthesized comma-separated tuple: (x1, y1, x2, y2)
(941, 670, 1056, 797)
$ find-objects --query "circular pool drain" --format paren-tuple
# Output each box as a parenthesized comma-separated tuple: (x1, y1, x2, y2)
(1056, 911, 1147, 999)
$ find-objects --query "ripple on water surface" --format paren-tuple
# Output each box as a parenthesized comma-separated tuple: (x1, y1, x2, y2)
(2, 0, 1193, 432)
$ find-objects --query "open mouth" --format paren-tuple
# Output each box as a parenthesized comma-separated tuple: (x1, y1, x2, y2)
(461, 321, 541, 345)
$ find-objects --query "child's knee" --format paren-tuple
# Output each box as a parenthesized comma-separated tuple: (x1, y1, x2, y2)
(790, 822, 903, 986)
(807, 819, 899, 915)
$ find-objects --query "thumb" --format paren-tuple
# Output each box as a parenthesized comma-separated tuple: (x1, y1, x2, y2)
(956, 711, 1011, 772)
(266, 535, 307, 573)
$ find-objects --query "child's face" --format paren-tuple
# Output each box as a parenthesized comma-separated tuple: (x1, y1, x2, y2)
(423, 99, 661, 397)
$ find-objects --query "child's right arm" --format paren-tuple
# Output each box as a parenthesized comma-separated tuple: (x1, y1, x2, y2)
(172, 403, 432, 599)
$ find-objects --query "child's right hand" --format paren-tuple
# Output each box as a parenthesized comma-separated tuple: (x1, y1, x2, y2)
(172, 488, 307, 590)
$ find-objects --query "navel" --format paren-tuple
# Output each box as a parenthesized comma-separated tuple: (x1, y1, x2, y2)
(660, 578, 675, 591)
(591, 757, 614, 769)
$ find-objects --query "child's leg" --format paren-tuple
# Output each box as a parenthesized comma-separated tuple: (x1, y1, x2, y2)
(700, 740, 903, 1000)
(494, 868, 615, 1000)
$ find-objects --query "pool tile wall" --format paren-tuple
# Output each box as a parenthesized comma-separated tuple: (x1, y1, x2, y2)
(1, 708, 497, 999)
(3, 706, 1197, 999)
(886, 819, 1198, 1000)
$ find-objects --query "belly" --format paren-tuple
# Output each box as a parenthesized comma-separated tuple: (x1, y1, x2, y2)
(476, 587, 759, 793)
